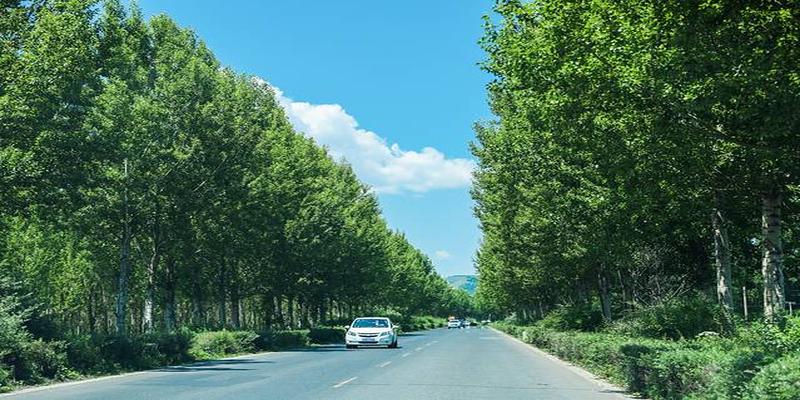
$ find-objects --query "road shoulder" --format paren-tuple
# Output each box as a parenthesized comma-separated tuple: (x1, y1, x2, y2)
(489, 326, 637, 399)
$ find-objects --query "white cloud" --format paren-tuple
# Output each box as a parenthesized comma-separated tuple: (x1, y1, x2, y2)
(434, 250, 452, 260)
(257, 78, 474, 194)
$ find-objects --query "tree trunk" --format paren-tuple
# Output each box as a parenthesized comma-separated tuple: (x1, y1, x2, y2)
(115, 212, 132, 335)
(597, 271, 612, 320)
(217, 258, 227, 329)
(191, 257, 205, 327)
(143, 238, 160, 333)
(762, 187, 785, 321)
(287, 295, 296, 329)
(230, 285, 241, 330)
(712, 192, 733, 312)
(164, 256, 176, 332)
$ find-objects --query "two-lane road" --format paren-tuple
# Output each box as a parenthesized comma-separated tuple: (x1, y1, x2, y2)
(3, 328, 628, 400)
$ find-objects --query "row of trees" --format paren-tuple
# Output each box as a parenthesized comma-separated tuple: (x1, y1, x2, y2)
(473, 0, 799, 322)
(0, 0, 461, 337)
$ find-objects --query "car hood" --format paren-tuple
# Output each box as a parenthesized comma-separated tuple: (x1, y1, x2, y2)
(349, 328, 392, 334)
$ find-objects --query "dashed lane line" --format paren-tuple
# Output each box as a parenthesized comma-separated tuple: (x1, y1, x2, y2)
(333, 377, 358, 388)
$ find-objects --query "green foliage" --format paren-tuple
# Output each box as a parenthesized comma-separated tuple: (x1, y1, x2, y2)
(496, 319, 800, 400)
(646, 348, 722, 400)
(13, 340, 72, 383)
(257, 330, 310, 350)
(538, 304, 604, 332)
(608, 296, 725, 340)
(743, 352, 800, 400)
(189, 331, 259, 360)
(308, 327, 345, 344)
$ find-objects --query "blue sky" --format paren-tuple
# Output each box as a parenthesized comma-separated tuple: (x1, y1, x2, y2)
(134, 1, 494, 277)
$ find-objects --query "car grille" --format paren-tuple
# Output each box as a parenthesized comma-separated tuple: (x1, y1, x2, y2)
(358, 333, 379, 338)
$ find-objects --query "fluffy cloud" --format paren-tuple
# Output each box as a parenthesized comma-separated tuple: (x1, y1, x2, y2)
(258, 79, 474, 194)
(434, 250, 452, 260)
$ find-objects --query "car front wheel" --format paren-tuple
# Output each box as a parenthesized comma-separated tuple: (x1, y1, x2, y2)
(346, 344, 357, 349)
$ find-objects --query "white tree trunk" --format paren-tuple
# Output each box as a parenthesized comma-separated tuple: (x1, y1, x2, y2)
(163, 257, 176, 332)
(761, 188, 785, 321)
(143, 240, 159, 333)
(115, 161, 132, 336)
(712, 192, 733, 312)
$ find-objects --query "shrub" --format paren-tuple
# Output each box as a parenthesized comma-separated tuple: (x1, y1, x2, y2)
(609, 296, 723, 339)
(14, 340, 72, 383)
(190, 330, 259, 359)
(744, 352, 800, 400)
(308, 327, 345, 344)
(698, 348, 768, 400)
(152, 328, 194, 364)
(257, 330, 309, 350)
(538, 304, 604, 332)
(0, 364, 12, 393)
(645, 348, 724, 400)
(618, 340, 682, 394)
(65, 334, 106, 373)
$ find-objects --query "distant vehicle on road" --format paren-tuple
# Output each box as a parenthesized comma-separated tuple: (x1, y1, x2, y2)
(447, 319, 462, 329)
(345, 317, 398, 349)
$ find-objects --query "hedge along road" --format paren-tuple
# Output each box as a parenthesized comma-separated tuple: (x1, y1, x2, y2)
(2, 327, 629, 400)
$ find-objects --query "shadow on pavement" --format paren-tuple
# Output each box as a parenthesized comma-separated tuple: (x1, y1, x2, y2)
(157, 358, 274, 372)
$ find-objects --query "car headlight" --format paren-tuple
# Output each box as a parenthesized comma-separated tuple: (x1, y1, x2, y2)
(347, 331, 357, 337)
(379, 331, 391, 337)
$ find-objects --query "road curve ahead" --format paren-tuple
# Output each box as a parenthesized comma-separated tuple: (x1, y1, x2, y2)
(3, 327, 628, 400)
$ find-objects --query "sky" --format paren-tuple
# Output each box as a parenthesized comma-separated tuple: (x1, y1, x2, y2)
(133, 1, 495, 277)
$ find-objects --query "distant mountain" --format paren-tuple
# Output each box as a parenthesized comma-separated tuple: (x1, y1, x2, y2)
(446, 275, 477, 295)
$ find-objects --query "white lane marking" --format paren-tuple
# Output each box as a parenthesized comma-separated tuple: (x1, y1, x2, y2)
(333, 377, 358, 388)
(402, 352, 411, 358)
(379, 361, 391, 368)
(415, 347, 423, 351)
(432, 340, 439, 344)
(424, 342, 432, 347)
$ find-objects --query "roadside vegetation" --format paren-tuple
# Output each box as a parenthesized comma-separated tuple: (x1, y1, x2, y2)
(474, 1, 800, 399)
(0, 0, 467, 392)
(495, 302, 800, 399)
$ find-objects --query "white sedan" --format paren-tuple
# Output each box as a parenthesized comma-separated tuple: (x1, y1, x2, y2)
(345, 317, 398, 349)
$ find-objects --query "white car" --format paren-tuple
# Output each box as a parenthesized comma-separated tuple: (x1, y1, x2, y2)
(447, 319, 461, 329)
(345, 317, 398, 349)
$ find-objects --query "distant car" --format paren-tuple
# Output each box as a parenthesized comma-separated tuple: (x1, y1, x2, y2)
(345, 317, 398, 349)
(447, 319, 461, 329)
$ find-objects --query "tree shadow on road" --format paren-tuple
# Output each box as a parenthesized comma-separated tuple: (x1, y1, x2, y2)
(156, 358, 274, 373)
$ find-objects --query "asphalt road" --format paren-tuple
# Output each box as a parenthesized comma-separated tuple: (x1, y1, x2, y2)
(3, 327, 628, 400)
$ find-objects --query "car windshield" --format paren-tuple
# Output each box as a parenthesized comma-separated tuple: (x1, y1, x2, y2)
(352, 318, 389, 328)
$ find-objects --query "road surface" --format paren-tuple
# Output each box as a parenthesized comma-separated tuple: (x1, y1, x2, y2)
(3, 327, 628, 400)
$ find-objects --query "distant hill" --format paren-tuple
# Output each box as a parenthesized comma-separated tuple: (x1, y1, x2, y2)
(446, 275, 477, 295)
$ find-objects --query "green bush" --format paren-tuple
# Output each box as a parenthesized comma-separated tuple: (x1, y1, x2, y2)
(0, 365, 12, 393)
(744, 352, 800, 400)
(152, 329, 194, 364)
(257, 330, 309, 350)
(190, 330, 259, 359)
(645, 348, 723, 400)
(697, 348, 768, 400)
(65, 334, 106, 373)
(609, 296, 723, 340)
(308, 327, 345, 344)
(538, 304, 604, 332)
(14, 340, 72, 383)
